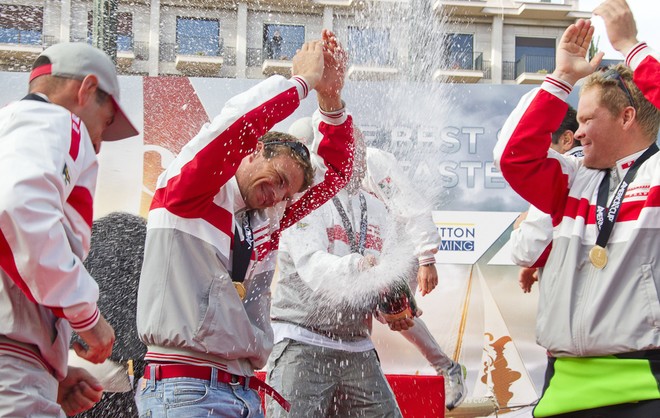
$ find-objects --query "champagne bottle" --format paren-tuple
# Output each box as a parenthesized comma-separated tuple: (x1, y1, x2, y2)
(378, 278, 418, 320)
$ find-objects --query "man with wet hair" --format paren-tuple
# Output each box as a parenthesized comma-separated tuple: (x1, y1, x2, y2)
(495, 0, 660, 415)
(0, 42, 139, 417)
(135, 30, 354, 417)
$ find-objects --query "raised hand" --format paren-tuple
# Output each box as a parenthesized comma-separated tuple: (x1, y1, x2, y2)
(552, 19, 603, 86)
(292, 40, 324, 90)
(593, 0, 639, 56)
(316, 29, 348, 111)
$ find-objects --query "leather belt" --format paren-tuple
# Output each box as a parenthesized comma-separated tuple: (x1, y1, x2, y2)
(143, 364, 290, 412)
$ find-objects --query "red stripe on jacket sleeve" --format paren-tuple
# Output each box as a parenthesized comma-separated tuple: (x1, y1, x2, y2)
(0, 231, 38, 304)
(69, 115, 82, 160)
(631, 55, 660, 109)
(1, 231, 97, 322)
(531, 243, 552, 268)
(67, 186, 94, 228)
(563, 196, 591, 226)
(499, 90, 570, 220)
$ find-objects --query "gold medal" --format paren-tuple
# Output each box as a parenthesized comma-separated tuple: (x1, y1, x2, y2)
(233, 282, 247, 300)
(589, 245, 608, 269)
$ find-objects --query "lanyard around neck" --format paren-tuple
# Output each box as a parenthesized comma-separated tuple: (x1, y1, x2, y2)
(332, 192, 368, 255)
(594, 143, 658, 248)
(231, 211, 253, 283)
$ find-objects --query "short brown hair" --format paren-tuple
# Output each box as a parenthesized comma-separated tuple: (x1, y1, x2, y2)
(581, 64, 660, 141)
(259, 131, 315, 191)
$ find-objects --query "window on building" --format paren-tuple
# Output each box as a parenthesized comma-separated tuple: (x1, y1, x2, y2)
(348, 27, 391, 66)
(87, 12, 133, 51)
(443, 33, 474, 70)
(263, 24, 304, 60)
(176, 17, 221, 56)
(0, 5, 43, 45)
(117, 13, 133, 51)
(515, 37, 555, 75)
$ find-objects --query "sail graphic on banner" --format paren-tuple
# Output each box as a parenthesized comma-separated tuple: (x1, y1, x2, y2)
(471, 264, 538, 412)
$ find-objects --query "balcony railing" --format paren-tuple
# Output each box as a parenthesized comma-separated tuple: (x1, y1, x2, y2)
(438, 51, 484, 71)
(350, 49, 397, 67)
(134, 41, 149, 60)
(482, 60, 491, 79)
(42, 35, 57, 48)
(247, 48, 262, 67)
(160, 42, 226, 62)
(503, 61, 516, 80)
(515, 54, 555, 78)
(160, 43, 175, 62)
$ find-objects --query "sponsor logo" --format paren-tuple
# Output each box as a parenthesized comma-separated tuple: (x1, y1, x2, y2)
(62, 164, 70, 186)
(437, 225, 475, 252)
(378, 177, 396, 198)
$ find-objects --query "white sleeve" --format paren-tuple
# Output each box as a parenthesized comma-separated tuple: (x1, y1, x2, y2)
(509, 204, 554, 267)
(0, 105, 100, 331)
(363, 148, 440, 265)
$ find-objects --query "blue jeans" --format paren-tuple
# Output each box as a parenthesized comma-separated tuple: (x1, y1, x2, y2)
(135, 366, 264, 418)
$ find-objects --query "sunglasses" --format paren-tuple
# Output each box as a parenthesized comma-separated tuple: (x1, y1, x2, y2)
(601, 68, 635, 109)
(265, 140, 311, 161)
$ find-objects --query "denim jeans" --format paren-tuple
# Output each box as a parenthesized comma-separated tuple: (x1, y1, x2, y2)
(135, 366, 264, 418)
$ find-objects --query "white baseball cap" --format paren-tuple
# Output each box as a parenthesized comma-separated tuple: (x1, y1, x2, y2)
(287, 116, 314, 146)
(29, 42, 139, 142)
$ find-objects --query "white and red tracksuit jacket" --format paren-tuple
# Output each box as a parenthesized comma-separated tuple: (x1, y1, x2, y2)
(494, 43, 660, 357)
(271, 187, 390, 342)
(0, 98, 101, 379)
(136, 75, 354, 376)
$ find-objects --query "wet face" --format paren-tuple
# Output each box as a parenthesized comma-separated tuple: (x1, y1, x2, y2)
(575, 87, 623, 169)
(236, 151, 305, 210)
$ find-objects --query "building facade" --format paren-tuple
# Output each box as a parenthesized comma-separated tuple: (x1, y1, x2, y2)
(0, 0, 592, 84)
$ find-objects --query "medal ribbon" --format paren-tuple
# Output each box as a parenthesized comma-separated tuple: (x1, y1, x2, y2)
(594, 144, 658, 248)
(332, 193, 368, 255)
(231, 211, 254, 282)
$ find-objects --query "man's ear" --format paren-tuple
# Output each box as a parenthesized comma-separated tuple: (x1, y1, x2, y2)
(560, 131, 575, 153)
(621, 106, 636, 130)
(253, 141, 265, 157)
(77, 74, 99, 106)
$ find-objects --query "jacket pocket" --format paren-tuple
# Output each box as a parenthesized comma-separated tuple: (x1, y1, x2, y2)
(640, 264, 660, 329)
(193, 275, 224, 343)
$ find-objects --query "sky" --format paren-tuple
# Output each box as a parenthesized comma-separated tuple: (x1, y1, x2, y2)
(578, 0, 659, 58)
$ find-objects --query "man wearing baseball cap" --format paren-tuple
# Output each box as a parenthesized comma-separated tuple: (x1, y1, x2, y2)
(0, 42, 138, 416)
